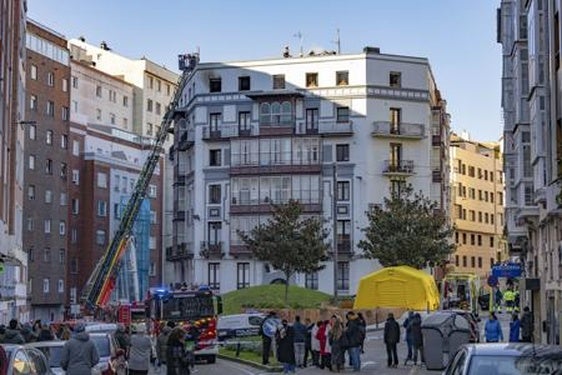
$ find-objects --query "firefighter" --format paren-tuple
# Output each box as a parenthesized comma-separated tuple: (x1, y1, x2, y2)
(504, 288, 516, 313)
(514, 290, 520, 313)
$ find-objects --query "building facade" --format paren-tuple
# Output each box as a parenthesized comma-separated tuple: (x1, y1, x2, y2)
(450, 133, 505, 278)
(169, 47, 451, 295)
(0, 0, 28, 324)
(499, 0, 562, 344)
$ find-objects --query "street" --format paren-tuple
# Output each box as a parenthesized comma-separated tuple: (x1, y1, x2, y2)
(154, 311, 512, 374)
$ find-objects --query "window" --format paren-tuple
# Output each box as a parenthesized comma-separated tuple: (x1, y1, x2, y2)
(148, 76, 154, 89)
(60, 193, 67, 206)
(28, 185, 35, 200)
(59, 249, 65, 264)
(46, 130, 53, 145)
(208, 263, 220, 290)
(273, 74, 285, 89)
(28, 155, 35, 170)
(62, 78, 68, 92)
(209, 184, 221, 204)
(29, 124, 36, 140)
(471, 256, 475, 268)
(123, 95, 129, 107)
(96, 108, 102, 120)
(72, 169, 79, 184)
(306, 72, 318, 87)
(30, 94, 37, 110)
(30, 64, 37, 80)
(336, 106, 349, 122)
(305, 272, 319, 290)
(71, 198, 79, 214)
(154, 102, 161, 115)
(96, 230, 106, 245)
(43, 278, 50, 293)
(45, 159, 53, 174)
(110, 113, 115, 124)
(109, 90, 116, 102)
(238, 76, 250, 91)
(389, 71, 401, 88)
(47, 72, 54, 86)
(148, 185, 157, 198)
(336, 71, 349, 86)
(72, 140, 80, 156)
(146, 123, 153, 136)
(44, 219, 51, 234)
(478, 257, 482, 268)
(337, 261, 350, 291)
(59, 221, 66, 235)
(390, 108, 401, 133)
(337, 181, 350, 201)
(336, 144, 349, 161)
(490, 236, 495, 247)
(157, 79, 161, 92)
(97, 200, 107, 217)
(97, 172, 108, 188)
(237, 263, 250, 289)
(60, 134, 68, 150)
(58, 279, 64, 293)
(71, 228, 77, 244)
(209, 77, 222, 93)
(71, 258, 78, 274)
(60, 162, 67, 179)
(46, 101, 55, 116)
(209, 149, 222, 166)
(44, 189, 52, 203)
(72, 75, 78, 88)
(462, 256, 467, 267)
(239, 111, 251, 132)
(147, 99, 153, 112)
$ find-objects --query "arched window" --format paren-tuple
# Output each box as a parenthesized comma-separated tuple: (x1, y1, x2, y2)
(260, 103, 270, 124)
(281, 101, 292, 124)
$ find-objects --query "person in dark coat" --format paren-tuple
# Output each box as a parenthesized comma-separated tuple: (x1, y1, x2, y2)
(292, 315, 307, 368)
(276, 319, 296, 374)
(403, 311, 414, 364)
(260, 311, 277, 365)
(521, 306, 534, 342)
(303, 318, 314, 367)
(411, 313, 424, 365)
(37, 324, 54, 342)
(60, 323, 100, 374)
(357, 312, 367, 353)
(384, 313, 400, 368)
(166, 326, 188, 375)
(3, 319, 24, 344)
(345, 311, 363, 371)
(510, 313, 521, 342)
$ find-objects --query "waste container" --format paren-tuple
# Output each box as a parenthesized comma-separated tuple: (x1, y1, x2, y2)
(421, 311, 471, 370)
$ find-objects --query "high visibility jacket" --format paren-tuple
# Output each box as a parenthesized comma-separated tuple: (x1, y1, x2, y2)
(504, 290, 515, 302)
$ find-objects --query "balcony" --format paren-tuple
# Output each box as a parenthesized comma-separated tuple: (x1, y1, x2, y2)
(230, 200, 322, 215)
(432, 134, 442, 146)
(432, 169, 442, 183)
(230, 152, 322, 175)
(371, 121, 425, 139)
(177, 130, 194, 151)
(230, 245, 253, 259)
(165, 243, 193, 261)
(382, 160, 415, 176)
(200, 241, 225, 259)
(296, 120, 354, 137)
(202, 125, 258, 140)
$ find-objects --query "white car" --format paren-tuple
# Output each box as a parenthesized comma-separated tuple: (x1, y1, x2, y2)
(217, 313, 266, 340)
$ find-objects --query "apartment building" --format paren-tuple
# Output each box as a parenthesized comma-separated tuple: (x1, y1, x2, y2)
(0, 0, 28, 324)
(24, 19, 71, 322)
(450, 133, 505, 279)
(169, 47, 451, 295)
(499, 0, 562, 344)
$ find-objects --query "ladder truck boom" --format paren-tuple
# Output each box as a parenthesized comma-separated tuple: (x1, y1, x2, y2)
(80, 53, 198, 310)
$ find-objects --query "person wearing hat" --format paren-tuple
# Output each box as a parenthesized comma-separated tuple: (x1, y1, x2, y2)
(60, 323, 99, 374)
(128, 323, 152, 375)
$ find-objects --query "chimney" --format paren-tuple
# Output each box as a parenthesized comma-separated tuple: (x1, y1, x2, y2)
(363, 46, 381, 54)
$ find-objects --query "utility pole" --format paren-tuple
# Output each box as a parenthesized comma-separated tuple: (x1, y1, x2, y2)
(294, 31, 304, 57)
(332, 162, 338, 299)
(334, 28, 341, 54)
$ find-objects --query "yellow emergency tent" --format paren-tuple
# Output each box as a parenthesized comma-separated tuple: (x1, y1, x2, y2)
(353, 266, 440, 311)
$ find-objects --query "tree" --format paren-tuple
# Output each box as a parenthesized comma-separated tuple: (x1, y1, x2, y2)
(358, 184, 455, 268)
(237, 199, 329, 303)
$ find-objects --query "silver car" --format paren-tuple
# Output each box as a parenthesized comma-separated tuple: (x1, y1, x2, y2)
(1, 343, 54, 375)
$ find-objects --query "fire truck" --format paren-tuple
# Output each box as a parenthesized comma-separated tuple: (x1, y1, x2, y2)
(79, 53, 200, 312)
(147, 285, 223, 363)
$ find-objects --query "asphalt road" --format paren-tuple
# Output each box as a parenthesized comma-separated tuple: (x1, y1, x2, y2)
(149, 312, 512, 374)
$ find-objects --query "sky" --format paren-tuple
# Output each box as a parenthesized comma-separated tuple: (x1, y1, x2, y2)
(28, 0, 502, 141)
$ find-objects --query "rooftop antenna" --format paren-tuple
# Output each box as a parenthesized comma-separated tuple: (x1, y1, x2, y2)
(332, 28, 341, 54)
(293, 31, 303, 57)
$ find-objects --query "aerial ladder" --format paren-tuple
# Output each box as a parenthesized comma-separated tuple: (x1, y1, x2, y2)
(80, 53, 199, 311)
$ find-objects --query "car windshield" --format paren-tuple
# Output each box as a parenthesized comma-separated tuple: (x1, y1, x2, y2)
(469, 354, 562, 375)
(36, 346, 64, 368)
(90, 336, 110, 357)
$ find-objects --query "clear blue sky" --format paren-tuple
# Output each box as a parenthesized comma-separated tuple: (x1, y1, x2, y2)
(29, 0, 502, 141)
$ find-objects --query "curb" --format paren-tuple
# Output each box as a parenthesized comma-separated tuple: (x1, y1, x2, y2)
(218, 354, 283, 372)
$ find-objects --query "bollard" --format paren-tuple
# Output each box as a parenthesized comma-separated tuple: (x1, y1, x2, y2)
(236, 342, 241, 357)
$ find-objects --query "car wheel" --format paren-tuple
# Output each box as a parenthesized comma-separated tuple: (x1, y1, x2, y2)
(207, 355, 216, 364)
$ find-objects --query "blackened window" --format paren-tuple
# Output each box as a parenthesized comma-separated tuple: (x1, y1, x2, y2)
(209, 149, 222, 166)
(209, 78, 222, 93)
(336, 144, 349, 162)
(306, 72, 318, 88)
(389, 71, 401, 88)
(238, 76, 250, 91)
(336, 107, 349, 122)
(273, 74, 285, 89)
(336, 71, 349, 86)
(209, 184, 221, 204)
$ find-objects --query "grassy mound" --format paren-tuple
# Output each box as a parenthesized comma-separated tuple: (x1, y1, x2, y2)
(221, 284, 332, 314)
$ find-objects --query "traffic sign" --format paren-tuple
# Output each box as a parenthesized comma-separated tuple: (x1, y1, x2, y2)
(491, 263, 522, 278)
(487, 275, 498, 287)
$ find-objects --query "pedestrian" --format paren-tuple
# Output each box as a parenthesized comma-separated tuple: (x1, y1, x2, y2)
(3, 319, 24, 344)
(344, 311, 363, 372)
(329, 315, 345, 372)
(357, 312, 367, 354)
(521, 306, 534, 342)
(292, 315, 307, 368)
(484, 312, 504, 342)
(259, 311, 277, 365)
(60, 323, 100, 374)
(276, 319, 296, 374)
(495, 288, 503, 313)
(411, 313, 424, 366)
(310, 320, 321, 367)
(383, 313, 400, 368)
(37, 323, 54, 341)
(156, 322, 173, 372)
(316, 320, 332, 370)
(166, 326, 188, 375)
(114, 323, 131, 357)
(403, 311, 414, 364)
(128, 323, 152, 375)
(60, 324, 72, 341)
(303, 318, 314, 367)
(509, 314, 521, 342)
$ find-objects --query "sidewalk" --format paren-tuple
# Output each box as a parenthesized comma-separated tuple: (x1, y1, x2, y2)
(367, 310, 431, 332)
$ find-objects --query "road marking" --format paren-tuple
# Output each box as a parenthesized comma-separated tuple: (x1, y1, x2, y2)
(218, 358, 259, 375)
(362, 360, 376, 368)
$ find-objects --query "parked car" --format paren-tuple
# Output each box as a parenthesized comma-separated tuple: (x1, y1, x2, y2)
(217, 313, 266, 341)
(1, 343, 54, 374)
(26, 341, 66, 374)
(443, 343, 562, 375)
(84, 323, 118, 334)
(89, 332, 118, 375)
(448, 309, 480, 343)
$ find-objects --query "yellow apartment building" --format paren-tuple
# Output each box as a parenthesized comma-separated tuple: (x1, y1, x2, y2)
(450, 133, 505, 279)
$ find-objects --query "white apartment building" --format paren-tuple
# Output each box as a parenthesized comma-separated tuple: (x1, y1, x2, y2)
(169, 47, 451, 295)
(499, 0, 562, 344)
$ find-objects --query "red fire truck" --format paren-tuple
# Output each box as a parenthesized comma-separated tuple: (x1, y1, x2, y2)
(116, 302, 146, 326)
(146, 285, 223, 364)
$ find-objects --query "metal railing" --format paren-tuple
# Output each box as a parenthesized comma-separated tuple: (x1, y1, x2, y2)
(383, 160, 415, 174)
(231, 151, 321, 167)
(230, 192, 321, 206)
(372, 121, 425, 137)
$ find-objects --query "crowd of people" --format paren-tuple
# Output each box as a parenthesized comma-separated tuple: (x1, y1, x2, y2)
(259, 311, 367, 373)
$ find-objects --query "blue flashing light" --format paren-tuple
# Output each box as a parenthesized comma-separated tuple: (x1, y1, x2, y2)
(198, 284, 210, 291)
